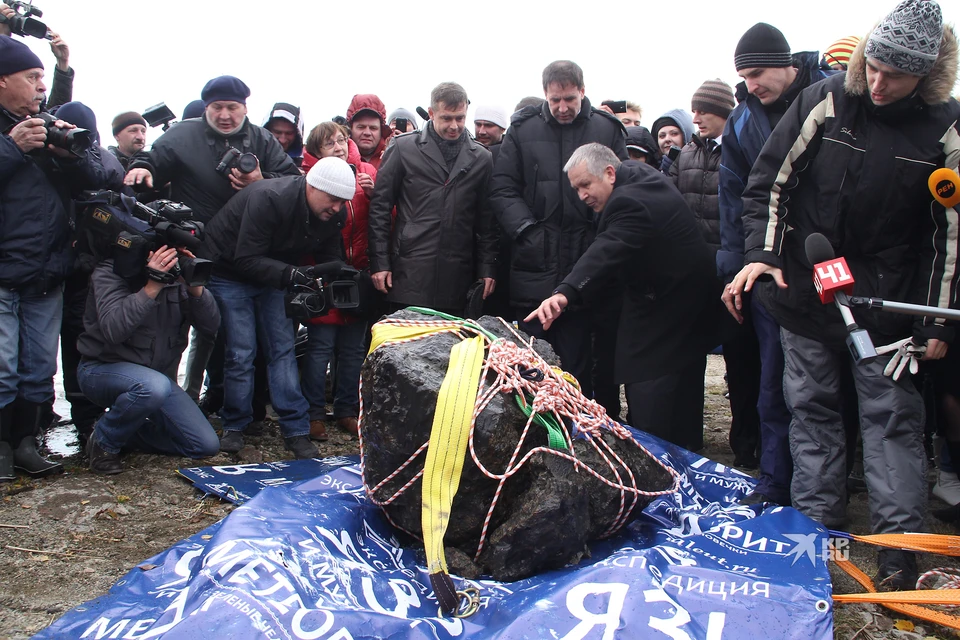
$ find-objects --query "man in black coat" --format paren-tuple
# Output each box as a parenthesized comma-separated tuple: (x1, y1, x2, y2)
(125, 76, 301, 413)
(368, 82, 497, 315)
(124, 76, 300, 224)
(491, 60, 627, 417)
(203, 157, 355, 458)
(526, 143, 728, 452)
(0, 38, 106, 480)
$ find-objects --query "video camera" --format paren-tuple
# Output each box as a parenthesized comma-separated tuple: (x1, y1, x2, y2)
(36, 112, 93, 156)
(77, 191, 213, 286)
(0, 1, 49, 39)
(285, 263, 360, 321)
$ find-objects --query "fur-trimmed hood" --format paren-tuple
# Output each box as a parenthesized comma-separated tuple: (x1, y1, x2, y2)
(845, 22, 958, 105)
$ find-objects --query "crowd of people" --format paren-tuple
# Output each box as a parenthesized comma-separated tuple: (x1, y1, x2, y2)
(0, 0, 958, 592)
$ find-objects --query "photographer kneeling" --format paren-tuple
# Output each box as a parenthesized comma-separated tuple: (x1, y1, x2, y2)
(203, 157, 356, 459)
(77, 246, 221, 474)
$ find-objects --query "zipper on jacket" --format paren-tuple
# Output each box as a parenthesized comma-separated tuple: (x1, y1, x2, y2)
(346, 201, 355, 265)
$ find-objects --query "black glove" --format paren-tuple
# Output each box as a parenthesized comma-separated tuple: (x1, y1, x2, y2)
(286, 266, 319, 288)
(310, 260, 350, 279)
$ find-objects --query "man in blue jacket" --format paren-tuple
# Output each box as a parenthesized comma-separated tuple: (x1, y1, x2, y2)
(0, 37, 105, 480)
(716, 23, 833, 506)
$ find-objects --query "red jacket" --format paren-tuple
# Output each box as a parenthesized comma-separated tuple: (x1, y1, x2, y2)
(345, 94, 394, 170)
(305, 139, 378, 326)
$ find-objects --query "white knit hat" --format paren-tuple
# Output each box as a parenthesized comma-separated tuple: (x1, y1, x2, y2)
(474, 105, 509, 130)
(306, 157, 356, 200)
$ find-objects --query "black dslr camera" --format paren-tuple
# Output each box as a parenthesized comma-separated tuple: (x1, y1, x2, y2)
(36, 112, 93, 156)
(285, 263, 361, 321)
(215, 147, 258, 178)
(77, 191, 213, 286)
(0, 1, 49, 39)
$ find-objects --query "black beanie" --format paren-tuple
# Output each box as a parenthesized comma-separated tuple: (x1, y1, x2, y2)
(735, 23, 792, 71)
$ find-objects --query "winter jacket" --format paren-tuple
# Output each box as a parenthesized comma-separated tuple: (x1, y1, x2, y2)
(77, 259, 220, 377)
(367, 124, 497, 311)
(653, 109, 696, 174)
(555, 162, 729, 383)
(346, 94, 394, 170)
(313, 138, 378, 326)
(0, 106, 106, 290)
(127, 117, 300, 225)
(717, 51, 833, 280)
(668, 134, 722, 258)
(742, 30, 960, 349)
(652, 109, 696, 145)
(490, 97, 628, 308)
(203, 175, 344, 289)
(625, 126, 662, 167)
(46, 66, 74, 111)
(262, 102, 304, 162)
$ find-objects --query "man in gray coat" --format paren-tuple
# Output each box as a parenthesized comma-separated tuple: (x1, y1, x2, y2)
(368, 82, 497, 315)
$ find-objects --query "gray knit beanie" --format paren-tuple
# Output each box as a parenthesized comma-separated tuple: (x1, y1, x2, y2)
(865, 0, 943, 76)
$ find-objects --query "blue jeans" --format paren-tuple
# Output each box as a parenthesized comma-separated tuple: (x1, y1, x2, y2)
(302, 321, 367, 421)
(77, 359, 219, 457)
(0, 283, 63, 408)
(752, 295, 794, 504)
(207, 276, 309, 437)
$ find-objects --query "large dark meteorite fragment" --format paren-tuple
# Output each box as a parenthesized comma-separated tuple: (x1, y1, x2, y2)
(361, 311, 676, 581)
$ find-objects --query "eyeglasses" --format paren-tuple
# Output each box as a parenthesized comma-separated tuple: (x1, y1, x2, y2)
(322, 136, 348, 150)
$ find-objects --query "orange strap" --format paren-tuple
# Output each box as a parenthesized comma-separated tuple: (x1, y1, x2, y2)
(831, 544, 960, 630)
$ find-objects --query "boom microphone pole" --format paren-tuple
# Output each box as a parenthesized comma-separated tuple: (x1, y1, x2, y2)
(804, 167, 960, 362)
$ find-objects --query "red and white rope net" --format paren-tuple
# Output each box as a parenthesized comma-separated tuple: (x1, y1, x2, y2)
(358, 316, 681, 562)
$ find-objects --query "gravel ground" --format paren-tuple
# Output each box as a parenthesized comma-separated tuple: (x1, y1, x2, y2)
(0, 355, 956, 639)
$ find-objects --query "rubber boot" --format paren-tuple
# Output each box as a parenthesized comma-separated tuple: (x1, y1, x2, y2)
(11, 400, 63, 477)
(0, 404, 15, 482)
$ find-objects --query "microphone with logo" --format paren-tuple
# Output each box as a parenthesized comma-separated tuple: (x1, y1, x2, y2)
(834, 168, 960, 323)
(929, 167, 960, 209)
(805, 233, 878, 362)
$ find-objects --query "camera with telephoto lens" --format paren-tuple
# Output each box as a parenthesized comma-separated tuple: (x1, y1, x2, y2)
(285, 263, 361, 321)
(0, 1, 48, 39)
(35, 112, 93, 156)
(215, 147, 258, 178)
(76, 191, 213, 286)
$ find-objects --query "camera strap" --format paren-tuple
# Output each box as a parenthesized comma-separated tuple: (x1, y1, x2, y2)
(145, 267, 177, 285)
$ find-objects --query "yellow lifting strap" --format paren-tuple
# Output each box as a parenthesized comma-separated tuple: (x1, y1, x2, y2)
(368, 321, 463, 355)
(421, 334, 485, 615)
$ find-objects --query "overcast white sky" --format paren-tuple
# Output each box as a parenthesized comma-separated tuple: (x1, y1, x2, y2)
(14, 0, 960, 147)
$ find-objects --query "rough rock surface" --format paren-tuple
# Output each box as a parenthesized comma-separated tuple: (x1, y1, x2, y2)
(360, 311, 676, 581)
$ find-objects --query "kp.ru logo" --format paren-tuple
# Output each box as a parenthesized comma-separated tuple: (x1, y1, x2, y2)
(783, 533, 849, 566)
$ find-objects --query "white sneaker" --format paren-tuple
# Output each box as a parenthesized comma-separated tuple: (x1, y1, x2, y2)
(932, 469, 960, 506)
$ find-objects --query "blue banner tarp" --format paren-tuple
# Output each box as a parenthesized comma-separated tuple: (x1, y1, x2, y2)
(37, 431, 834, 639)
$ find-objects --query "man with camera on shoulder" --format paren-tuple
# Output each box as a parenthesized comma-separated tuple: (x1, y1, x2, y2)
(78, 246, 221, 474)
(203, 157, 359, 459)
(0, 37, 105, 480)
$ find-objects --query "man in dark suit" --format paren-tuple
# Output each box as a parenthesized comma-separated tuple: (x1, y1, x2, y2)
(368, 82, 497, 315)
(526, 143, 728, 451)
